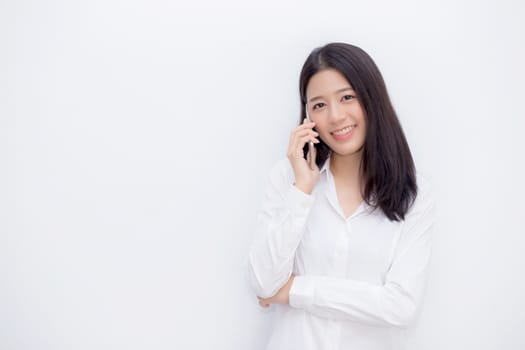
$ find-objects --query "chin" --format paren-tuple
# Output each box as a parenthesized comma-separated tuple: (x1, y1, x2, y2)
(331, 144, 364, 156)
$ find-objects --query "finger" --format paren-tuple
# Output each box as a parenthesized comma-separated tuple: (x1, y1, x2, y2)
(289, 136, 319, 160)
(289, 132, 318, 159)
(296, 121, 316, 132)
(290, 130, 319, 149)
(258, 299, 270, 308)
(292, 132, 319, 149)
(290, 134, 320, 159)
(290, 127, 318, 150)
(294, 120, 316, 133)
(303, 117, 315, 124)
(307, 143, 318, 170)
(299, 134, 320, 147)
(294, 129, 319, 138)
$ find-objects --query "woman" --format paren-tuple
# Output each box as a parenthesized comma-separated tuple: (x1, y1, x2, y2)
(247, 42, 435, 350)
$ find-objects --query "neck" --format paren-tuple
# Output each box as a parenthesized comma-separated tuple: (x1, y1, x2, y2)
(329, 149, 364, 187)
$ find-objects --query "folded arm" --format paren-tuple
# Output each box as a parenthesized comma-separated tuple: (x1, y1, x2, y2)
(247, 159, 316, 299)
(289, 191, 435, 328)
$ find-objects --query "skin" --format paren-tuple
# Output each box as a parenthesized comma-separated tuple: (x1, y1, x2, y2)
(257, 68, 368, 308)
(307, 68, 368, 218)
(257, 274, 295, 308)
(306, 68, 367, 191)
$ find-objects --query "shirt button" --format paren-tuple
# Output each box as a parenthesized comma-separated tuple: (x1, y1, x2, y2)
(301, 202, 309, 209)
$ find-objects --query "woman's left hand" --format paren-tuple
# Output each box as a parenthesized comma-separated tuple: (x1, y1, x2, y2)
(257, 274, 295, 308)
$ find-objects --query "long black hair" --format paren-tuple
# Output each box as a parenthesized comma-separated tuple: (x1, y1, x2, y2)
(299, 42, 417, 221)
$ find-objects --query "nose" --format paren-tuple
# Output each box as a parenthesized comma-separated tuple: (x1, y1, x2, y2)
(327, 103, 346, 124)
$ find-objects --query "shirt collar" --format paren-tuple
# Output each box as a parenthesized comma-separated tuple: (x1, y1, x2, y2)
(319, 152, 373, 218)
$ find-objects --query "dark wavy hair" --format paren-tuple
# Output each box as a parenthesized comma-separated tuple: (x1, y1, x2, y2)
(299, 42, 417, 221)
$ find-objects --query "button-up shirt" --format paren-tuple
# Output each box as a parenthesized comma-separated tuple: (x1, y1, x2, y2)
(246, 153, 435, 350)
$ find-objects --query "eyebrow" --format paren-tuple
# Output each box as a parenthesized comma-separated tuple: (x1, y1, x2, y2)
(308, 87, 354, 103)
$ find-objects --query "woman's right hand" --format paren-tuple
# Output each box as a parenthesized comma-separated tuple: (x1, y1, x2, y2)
(287, 118, 321, 194)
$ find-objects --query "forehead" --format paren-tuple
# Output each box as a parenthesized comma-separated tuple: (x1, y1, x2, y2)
(306, 68, 352, 98)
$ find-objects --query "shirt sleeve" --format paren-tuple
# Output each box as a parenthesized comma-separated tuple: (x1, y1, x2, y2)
(289, 184, 436, 328)
(247, 158, 316, 299)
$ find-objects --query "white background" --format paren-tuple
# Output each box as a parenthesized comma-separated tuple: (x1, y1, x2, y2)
(1, 0, 524, 349)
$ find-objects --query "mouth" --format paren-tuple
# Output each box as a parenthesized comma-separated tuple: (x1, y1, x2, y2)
(330, 125, 357, 141)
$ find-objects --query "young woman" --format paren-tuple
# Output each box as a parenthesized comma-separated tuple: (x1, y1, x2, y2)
(247, 42, 435, 350)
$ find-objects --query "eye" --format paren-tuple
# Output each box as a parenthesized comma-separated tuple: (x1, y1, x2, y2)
(342, 95, 355, 101)
(313, 102, 325, 110)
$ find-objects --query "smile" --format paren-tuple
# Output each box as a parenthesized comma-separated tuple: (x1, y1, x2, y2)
(331, 125, 356, 140)
(332, 125, 356, 136)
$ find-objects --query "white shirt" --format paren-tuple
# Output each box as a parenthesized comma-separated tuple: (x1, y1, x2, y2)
(246, 153, 435, 350)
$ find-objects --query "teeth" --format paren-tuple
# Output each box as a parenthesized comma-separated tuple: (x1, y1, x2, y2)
(333, 125, 355, 136)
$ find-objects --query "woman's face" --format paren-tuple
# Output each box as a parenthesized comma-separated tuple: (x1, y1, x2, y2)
(306, 68, 367, 157)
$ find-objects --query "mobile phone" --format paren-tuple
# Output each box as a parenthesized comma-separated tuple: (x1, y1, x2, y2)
(305, 103, 316, 170)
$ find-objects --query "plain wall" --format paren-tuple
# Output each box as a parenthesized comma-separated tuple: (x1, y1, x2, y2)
(1, 0, 524, 349)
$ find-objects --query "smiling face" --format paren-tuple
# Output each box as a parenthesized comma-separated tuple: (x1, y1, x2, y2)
(306, 68, 367, 158)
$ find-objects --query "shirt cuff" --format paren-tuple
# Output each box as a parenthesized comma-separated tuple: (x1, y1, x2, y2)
(285, 184, 316, 217)
(289, 275, 315, 310)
